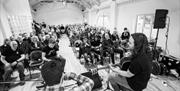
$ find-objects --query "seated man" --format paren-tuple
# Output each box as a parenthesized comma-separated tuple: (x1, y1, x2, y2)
(108, 33, 152, 91)
(42, 38, 59, 62)
(1, 41, 26, 89)
(78, 37, 91, 63)
(102, 33, 114, 64)
(121, 27, 130, 41)
(90, 36, 102, 63)
(0, 39, 11, 82)
(40, 59, 94, 91)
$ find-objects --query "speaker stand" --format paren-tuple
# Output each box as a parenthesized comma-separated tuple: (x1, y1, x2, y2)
(153, 28, 160, 60)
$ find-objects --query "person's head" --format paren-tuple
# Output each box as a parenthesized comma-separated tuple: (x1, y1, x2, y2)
(10, 41, 18, 51)
(48, 38, 56, 48)
(45, 35, 50, 40)
(10, 36, 15, 41)
(60, 26, 65, 31)
(124, 27, 128, 32)
(83, 37, 88, 42)
(104, 33, 110, 40)
(95, 36, 98, 41)
(129, 33, 149, 56)
(23, 33, 28, 39)
(41, 59, 65, 86)
(4, 38, 10, 45)
(17, 36, 23, 43)
(31, 36, 39, 43)
(30, 32, 35, 37)
(113, 30, 118, 35)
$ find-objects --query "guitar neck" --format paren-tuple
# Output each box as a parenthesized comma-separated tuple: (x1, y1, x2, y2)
(97, 63, 120, 71)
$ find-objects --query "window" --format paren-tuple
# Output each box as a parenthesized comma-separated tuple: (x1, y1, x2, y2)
(135, 14, 156, 41)
(97, 14, 110, 28)
(8, 15, 33, 36)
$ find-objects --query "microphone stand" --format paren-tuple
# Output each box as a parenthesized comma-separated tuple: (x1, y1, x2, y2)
(104, 56, 113, 91)
(153, 28, 160, 60)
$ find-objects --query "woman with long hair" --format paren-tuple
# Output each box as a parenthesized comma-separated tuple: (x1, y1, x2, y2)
(108, 33, 152, 91)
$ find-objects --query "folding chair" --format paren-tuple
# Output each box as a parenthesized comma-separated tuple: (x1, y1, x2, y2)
(29, 50, 44, 79)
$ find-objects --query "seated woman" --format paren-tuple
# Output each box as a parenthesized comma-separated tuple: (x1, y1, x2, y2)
(42, 38, 59, 62)
(102, 33, 114, 64)
(30, 36, 43, 52)
(108, 33, 153, 91)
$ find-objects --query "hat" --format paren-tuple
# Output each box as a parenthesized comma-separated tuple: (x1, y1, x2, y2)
(41, 58, 65, 86)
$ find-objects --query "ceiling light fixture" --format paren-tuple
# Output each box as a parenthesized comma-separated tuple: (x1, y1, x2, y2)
(62, 0, 66, 6)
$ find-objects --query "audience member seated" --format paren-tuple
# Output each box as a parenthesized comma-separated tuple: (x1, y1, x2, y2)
(1, 41, 26, 90)
(0, 47, 4, 82)
(44, 35, 51, 46)
(121, 27, 130, 41)
(111, 28, 120, 42)
(30, 36, 43, 52)
(79, 37, 91, 61)
(22, 33, 31, 44)
(102, 33, 114, 64)
(90, 36, 102, 63)
(42, 38, 59, 62)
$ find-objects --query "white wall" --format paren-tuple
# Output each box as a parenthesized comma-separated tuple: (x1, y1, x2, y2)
(0, 22, 4, 45)
(116, 0, 180, 58)
(0, 0, 32, 39)
(88, 7, 110, 27)
(34, 3, 83, 25)
(88, 0, 180, 58)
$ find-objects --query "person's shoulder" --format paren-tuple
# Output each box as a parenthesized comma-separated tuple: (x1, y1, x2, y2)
(42, 45, 49, 51)
(1, 45, 11, 55)
(135, 53, 152, 63)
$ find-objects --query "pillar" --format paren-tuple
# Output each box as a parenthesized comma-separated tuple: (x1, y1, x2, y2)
(110, 0, 117, 33)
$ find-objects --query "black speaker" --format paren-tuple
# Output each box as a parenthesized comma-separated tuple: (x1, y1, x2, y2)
(154, 9, 168, 29)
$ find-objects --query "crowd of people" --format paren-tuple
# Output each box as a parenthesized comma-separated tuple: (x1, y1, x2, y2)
(68, 24, 131, 65)
(0, 21, 154, 91)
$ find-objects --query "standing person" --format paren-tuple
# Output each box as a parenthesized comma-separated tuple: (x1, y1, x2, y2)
(108, 33, 152, 91)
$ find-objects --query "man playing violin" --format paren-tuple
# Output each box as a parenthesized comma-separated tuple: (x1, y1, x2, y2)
(108, 33, 153, 91)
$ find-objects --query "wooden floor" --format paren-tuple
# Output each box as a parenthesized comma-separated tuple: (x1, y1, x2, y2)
(1, 35, 180, 91)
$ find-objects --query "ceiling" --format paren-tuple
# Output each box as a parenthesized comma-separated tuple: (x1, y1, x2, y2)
(29, 0, 103, 10)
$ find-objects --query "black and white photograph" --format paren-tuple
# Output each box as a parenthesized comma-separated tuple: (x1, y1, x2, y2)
(0, 0, 180, 91)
